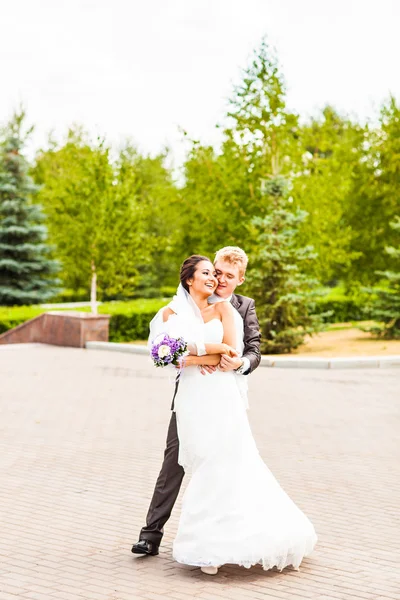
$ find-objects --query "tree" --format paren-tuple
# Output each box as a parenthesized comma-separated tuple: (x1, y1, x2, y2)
(0, 111, 58, 306)
(364, 217, 400, 339)
(33, 130, 144, 309)
(246, 175, 324, 353)
(114, 144, 181, 295)
(179, 141, 253, 259)
(33, 133, 182, 304)
(346, 97, 400, 285)
(179, 37, 301, 261)
(217, 39, 324, 352)
(292, 106, 364, 284)
(225, 37, 300, 177)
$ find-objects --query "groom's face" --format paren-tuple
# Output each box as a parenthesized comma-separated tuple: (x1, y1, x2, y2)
(214, 260, 245, 299)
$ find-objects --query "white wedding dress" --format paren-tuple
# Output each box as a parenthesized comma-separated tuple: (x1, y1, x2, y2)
(172, 318, 317, 570)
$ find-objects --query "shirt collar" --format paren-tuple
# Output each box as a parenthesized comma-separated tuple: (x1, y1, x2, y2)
(208, 293, 232, 304)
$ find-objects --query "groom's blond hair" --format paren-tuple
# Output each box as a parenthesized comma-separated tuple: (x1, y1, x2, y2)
(214, 246, 248, 278)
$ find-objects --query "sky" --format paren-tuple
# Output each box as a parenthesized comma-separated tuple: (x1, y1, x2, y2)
(1, 0, 399, 168)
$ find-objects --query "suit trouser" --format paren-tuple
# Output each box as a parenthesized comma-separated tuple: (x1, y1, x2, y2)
(140, 411, 184, 546)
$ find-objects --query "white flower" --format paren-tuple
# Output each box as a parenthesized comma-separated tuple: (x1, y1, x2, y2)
(158, 344, 171, 358)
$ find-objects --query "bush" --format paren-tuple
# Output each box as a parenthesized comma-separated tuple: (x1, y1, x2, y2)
(99, 299, 168, 342)
(315, 297, 364, 322)
(160, 285, 177, 297)
(314, 287, 367, 323)
(48, 288, 90, 303)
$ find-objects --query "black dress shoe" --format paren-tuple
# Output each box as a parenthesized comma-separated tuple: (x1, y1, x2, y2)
(131, 539, 159, 556)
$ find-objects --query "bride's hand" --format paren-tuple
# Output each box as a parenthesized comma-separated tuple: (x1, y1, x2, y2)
(221, 344, 238, 358)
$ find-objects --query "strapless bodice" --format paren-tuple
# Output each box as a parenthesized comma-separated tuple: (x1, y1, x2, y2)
(203, 318, 223, 343)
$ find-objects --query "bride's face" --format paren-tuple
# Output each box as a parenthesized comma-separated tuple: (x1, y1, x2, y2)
(187, 260, 217, 296)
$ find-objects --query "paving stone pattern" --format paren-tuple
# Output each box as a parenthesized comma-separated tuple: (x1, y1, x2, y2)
(1, 344, 399, 600)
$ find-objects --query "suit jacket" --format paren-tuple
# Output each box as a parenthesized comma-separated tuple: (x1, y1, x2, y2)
(230, 293, 261, 374)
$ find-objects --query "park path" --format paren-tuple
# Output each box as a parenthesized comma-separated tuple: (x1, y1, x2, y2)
(0, 344, 399, 600)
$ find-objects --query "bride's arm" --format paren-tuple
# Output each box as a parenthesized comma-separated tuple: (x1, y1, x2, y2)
(184, 354, 221, 366)
(218, 301, 236, 348)
(163, 307, 212, 357)
(203, 302, 237, 357)
(161, 308, 226, 364)
(204, 304, 237, 355)
(161, 306, 236, 359)
(162, 307, 175, 322)
(203, 302, 238, 356)
(204, 342, 238, 356)
(148, 305, 176, 349)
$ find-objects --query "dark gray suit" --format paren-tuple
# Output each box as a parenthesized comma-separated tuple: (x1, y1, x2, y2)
(139, 294, 261, 546)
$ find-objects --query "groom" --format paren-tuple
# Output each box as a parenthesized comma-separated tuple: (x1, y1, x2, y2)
(132, 246, 261, 556)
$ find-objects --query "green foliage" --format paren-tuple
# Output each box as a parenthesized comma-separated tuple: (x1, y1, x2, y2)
(226, 37, 301, 176)
(106, 307, 155, 342)
(314, 287, 366, 322)
(178, 143, 252, 259)
(32, 135, 180, 300)
(346, 97, 400, 285)
(292, 106, 364, 282)
(1, 37, 398, 339)
(0, 305, 44, 334)
(100, 298, 168, 341)
(49, 288, 92, 303)
(362, 217, 400, 338)
(247, 175, 325, 353)
(178, 40, 397, 294)
(0, 111, 59, 305)
(113, 145, 181, 295)
(32, 130, 142, 299)
(178, 37, 301, 266)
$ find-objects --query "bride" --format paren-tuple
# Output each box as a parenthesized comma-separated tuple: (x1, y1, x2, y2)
(149, 254, 317, 575)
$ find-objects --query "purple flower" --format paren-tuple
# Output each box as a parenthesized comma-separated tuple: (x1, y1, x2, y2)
(150, 334, 188, 368)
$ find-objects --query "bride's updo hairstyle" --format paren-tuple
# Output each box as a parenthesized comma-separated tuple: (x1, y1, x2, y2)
(180, 255, 211, 292)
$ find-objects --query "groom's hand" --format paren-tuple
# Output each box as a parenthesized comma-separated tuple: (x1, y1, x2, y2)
(199, 365, 217, 375)
(219, 354, 244, 372)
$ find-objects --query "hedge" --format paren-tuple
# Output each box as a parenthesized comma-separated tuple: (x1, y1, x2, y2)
(314, 291, 367, 323)
(0, 290, 370, 341)
(100, 299, 167, 342)
(314, 297, 364, 322)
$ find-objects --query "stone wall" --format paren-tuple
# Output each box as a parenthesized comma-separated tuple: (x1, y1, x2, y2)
(0, 311, 110, 348)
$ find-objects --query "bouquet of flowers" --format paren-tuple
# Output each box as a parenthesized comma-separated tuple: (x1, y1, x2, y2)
(150, 333, 188, 368)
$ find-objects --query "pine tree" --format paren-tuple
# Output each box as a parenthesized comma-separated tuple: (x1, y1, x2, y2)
(225, 39, 325, 353)
(364, 217, 400, 339)
(247, 175, 325, 354)
(0, 113, 58, 305)
(225, 37, 300, 176)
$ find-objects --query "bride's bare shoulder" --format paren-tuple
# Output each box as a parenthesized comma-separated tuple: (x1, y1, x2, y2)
(214, 301, 232, 317)
(162, 307, 176, 322)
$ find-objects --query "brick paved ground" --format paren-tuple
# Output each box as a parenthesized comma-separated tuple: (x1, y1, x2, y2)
(0, 344, 399, 600)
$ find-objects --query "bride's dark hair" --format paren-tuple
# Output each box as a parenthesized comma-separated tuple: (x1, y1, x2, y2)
(180, 255, 212, 292)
